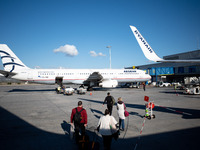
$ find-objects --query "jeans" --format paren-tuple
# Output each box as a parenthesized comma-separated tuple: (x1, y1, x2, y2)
(119, 118, 125, 130)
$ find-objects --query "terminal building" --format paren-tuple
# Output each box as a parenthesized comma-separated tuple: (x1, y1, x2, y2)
(126, 50, 200, 83)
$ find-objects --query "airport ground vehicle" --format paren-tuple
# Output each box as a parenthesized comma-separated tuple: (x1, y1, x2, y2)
(183, 77, 200, 95)
(184, 86, 200, 95)
(120, 82, 140, 88)
(156, 81, 171, 87)
(77, 87, 87, 94)
(64, 86, 74, 95)
(56, 86, 64, 94)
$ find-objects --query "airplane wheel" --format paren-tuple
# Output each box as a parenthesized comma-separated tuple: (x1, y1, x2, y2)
(87, 87, 93, 91)
(147, 116, 151, 120)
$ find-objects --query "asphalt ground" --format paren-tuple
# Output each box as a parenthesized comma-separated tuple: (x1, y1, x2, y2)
(0, 84, 200, 150)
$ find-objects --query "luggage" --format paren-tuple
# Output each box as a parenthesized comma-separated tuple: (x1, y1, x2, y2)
(77, 131, 100, 150)
(90, 129, 100, 150)
(70, 124, 75, 140)
(78, 135, 90, 150)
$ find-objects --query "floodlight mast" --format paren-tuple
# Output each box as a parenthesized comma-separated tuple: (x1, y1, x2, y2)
(106, 46, 112, 69)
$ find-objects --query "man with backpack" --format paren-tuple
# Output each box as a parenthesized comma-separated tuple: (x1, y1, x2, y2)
(71, 101, 87, 143)
(103, 92, 115, 115)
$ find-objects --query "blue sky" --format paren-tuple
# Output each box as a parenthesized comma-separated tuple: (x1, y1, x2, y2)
(0, 0, 200, 69)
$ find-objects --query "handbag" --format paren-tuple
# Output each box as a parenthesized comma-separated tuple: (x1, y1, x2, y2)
(124, 110, 129, 117)
(123, 102, 129, 117)
(70, 124, 75, 140)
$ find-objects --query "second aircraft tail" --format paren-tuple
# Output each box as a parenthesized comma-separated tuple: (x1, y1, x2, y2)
(130, 26, 163, 62)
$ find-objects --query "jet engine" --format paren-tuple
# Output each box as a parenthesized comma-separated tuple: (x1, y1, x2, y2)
(99, 80, 118, 88)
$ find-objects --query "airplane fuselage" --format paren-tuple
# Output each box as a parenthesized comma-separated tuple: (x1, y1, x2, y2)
(12, 68, 151, 84)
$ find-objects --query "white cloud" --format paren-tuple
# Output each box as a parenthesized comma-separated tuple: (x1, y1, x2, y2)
(54, 44, 78, 57)
(90, 51, 106, 57)
(90, 51, 98, 57)
(98, 52, 106, 56)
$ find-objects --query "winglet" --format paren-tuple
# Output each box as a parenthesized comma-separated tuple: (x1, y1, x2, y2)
(130, 26, 163, 62)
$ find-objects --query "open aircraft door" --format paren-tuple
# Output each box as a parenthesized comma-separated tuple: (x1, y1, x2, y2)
(55, 77, 63, 86)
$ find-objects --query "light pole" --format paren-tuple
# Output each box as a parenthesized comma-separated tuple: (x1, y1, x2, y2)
(106, 46, 112, 69)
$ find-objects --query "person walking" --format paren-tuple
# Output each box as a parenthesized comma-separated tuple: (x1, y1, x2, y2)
(97, 109, 117, 150)
(143, 82, 146, 91)
(103, 92, 115, 115)
(70, 101, 87, 143)
(116, 97, 125, 131)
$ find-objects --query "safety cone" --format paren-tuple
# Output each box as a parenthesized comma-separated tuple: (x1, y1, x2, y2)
(90, 92, 92, 96)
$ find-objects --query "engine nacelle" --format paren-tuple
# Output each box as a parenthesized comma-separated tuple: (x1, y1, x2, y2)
(99, 80, 118, 88)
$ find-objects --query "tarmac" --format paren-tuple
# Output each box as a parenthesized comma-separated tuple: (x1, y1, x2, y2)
(0, 84, 200, 150)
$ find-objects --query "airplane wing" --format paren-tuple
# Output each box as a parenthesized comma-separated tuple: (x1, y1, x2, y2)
(85, 72, 103, 82)
(84, 72, 119, 88)
(83, 72, 103, 86)
(130, 25, 200, 63)
(0, 70, 17, 77)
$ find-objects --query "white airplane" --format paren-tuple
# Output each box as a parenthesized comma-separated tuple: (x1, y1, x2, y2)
(0, 44, 151, 89)
(130, 26, 200, 63)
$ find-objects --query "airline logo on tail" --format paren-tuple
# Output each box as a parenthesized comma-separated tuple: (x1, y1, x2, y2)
(0, 50, 25, 72)
(134, 29, 153, 53)
(130, 25, 200, 63)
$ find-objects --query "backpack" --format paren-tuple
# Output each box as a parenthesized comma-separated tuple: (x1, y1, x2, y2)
(111, 96, 115, 105)
(73, 108, 84, 124)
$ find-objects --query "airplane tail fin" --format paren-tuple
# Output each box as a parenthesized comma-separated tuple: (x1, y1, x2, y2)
(0, 44, 29, 72)
(130, 26, 163, 62)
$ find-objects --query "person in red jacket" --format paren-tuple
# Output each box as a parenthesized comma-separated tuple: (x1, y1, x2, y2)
(71, 101, 87, 143)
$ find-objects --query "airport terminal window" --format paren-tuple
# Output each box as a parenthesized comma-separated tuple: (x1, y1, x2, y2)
(178, 67, 184, 73)
(189, 66, 196, 73)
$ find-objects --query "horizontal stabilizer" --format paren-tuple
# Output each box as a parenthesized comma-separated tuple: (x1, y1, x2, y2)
(0, 70, 16, 78)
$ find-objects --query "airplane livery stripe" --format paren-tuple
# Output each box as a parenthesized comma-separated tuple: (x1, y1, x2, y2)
(26, 78, 151, 82)
(3, 62, 25, 67)
(0, 50, 10, 55)
(1, 56, 16, 59)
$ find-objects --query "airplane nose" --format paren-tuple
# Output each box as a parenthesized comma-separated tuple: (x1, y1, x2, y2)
(147, 74, 151, 79)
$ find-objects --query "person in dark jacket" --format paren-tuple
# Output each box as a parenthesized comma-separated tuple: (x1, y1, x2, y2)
(143, 82, 146, 91)
(71, 101, 87, 143)
(103, 92, 115, 115)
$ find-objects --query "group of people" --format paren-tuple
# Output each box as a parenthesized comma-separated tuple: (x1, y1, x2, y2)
(70, 92, 127, 150)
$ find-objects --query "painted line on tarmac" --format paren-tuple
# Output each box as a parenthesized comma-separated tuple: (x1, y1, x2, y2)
(134, 117, 146, 150)
(155, 104, 192, 116)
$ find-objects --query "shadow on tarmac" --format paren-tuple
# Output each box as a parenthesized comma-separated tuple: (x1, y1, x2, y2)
(0, 106, 76, 150)
(79, 98, 200, 119)
(8, 89, 56, 92)
(1, 106, 200, 150)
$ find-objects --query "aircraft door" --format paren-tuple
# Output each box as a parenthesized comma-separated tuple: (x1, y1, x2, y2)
(55, 77, 63, 86)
